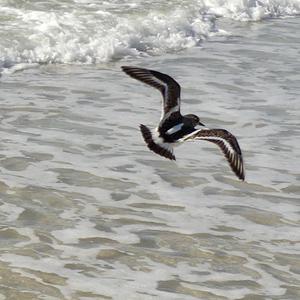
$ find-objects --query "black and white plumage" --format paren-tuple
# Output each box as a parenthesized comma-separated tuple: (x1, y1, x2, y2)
(121, 66, 245, 181)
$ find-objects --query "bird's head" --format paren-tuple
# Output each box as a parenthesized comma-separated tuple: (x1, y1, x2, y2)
(185, 114, 205, 127)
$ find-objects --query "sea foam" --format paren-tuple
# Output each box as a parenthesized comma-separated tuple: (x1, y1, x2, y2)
(0, 0, 300, 72)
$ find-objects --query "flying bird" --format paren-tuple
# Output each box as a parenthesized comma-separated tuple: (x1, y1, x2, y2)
(121, 66, 245, 181)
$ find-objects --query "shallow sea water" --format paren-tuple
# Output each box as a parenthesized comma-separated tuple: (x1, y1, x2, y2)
(0, 17, 300, 300)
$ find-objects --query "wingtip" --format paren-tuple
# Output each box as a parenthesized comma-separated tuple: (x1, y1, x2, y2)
(121, 65, 128, 72)
(121, 65, 138, 72)
(241, 172, 245, 181)
(139, 124, 146, 131)
(233, 156, 245, 181)
(121, 65, 131, 73)
(235, 165, 245, 181)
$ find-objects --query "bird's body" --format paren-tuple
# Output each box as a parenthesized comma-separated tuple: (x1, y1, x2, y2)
(121, 66, 245, 181)
(158, 113, 200, 142)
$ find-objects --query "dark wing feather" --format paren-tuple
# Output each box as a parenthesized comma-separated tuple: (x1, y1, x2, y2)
(140, 124, 176, 161)
(121, 66, 181, 123)
(181, 129, 245, 180)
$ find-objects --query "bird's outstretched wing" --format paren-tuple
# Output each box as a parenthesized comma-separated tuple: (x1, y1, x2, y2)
(140, 124, 176, 161)
(121, 66, 181, 126)
(180, 129, 245, 180)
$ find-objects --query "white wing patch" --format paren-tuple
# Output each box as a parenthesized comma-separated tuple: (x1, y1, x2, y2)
(161, 104, 180, 121)
(152, 128, 174, 152)
(161, 83, 168, 121)
(178, 128, 207, 142)
(166, 123, 184, 135)
(194, 136, 236, 155)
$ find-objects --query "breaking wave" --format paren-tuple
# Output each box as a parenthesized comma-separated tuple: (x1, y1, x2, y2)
(0, 0, 299, 72)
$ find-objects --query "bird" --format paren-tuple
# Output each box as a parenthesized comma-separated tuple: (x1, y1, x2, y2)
(121, 66, 245, 181)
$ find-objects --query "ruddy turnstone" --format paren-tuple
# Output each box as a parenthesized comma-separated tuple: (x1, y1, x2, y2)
(121, 66, 245, 181)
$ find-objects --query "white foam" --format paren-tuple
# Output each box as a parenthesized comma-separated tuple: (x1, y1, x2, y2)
(1, 0, 299, 73)
(0, 4, 214, 71)
(204, 0, 300, 21)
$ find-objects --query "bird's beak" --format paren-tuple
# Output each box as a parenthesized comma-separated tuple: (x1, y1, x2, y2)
(198, 121, 205, 126)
